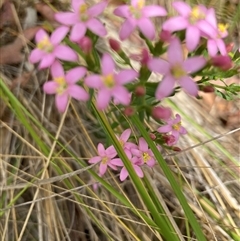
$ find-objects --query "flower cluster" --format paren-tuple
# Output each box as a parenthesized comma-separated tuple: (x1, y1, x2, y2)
(28, 0, 239, 183)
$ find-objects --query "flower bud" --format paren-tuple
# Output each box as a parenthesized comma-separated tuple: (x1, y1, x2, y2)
(109, 38, 121, 52)
(78, 36, 92, 54)
(135, 85, 146, 96)
(226, 42, 234, 52)
(162, 134, 176, 146)
(172, 146, 181, 152)
(149, 133, 156, 140)
(201, 85, 215, 93)
(151, 106, 172, 121)
(159, 30, 173, 42)
(124, 106, 134, 116)
(211, 55, 232, 70)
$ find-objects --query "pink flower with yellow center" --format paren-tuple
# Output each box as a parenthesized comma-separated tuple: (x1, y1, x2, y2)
(29, 27, 78, 69)
(157, 114, 187, 144)
(55, 0, 107, 42)
(114, 0, 167, 40)
(43, 61, 89, 112)
(148, 38, 206, 99)
(85, 54, 138, 110)
(131, 137, 156, 167)
(162, 2, 216, 51)
(88, 143, 118, 176)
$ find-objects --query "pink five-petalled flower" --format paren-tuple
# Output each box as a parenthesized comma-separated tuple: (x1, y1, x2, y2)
(116, 129, 138, 156)
(157, 114, 187, 145)
(114, 0, 167, 40)
(55, 0, 107, 42)
(43, 61, 89, 112)
(148, 38, 206, 99)
(85, 53, 138, 110)
(88, 143, 118, 176)
(162, 2, 215, 51)
(131, 137, 156, 167)
(204, 8, 228, 56)
(111, 152, 144, 181)
(29, 27, 77, 69)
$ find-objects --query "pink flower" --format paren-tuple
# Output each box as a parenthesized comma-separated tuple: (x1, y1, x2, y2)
(148, 38, 206, 99)
(111, 152, 144, 181)
(85, 54, 138, 110)
(204, 9, 228, 56)
(55, 0, 107, 42)
(163, 2, 216, 51)
(29, 27, 78, 69)
(157, 114, 187, 144)
(131, 137, 156, 167)
(43, 61, 89, 112)
(114, 0, 167, 40)
(88, 143, 118, 176)
(116, 129, 138, 156)
(151, 106, 172, 121)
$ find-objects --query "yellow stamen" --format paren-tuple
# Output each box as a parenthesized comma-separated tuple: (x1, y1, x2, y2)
(218, 23, 228, 33)
(171, 64, 186, 79)
(37, 37, 53, 52)
(102, 74, 115, 88)
(143, 152, 150, 163)
(79, 4, 88, 21)
(55, 76, 67, 94)
(189, 6, 205, 24)
(102, 157, 108, 164)
(172, 122, 182, 131)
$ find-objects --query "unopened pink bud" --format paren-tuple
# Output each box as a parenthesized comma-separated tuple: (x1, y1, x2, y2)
(135, 85, 146, 96)
(211, 55, 232, 70)
(226, 43, 234, 52)
(109, 38, 121, 52)
(152, 106, 172, 121)
(159, 30, 173, 42)
(149, 133, 156, 140)
(78, 36, 92, 54)
(140, 48, 150, 65)
(172, 146, 181, 152)
(201, 85, 215, 93)
(163, 134, 176, 146)
(124, 106, 134, 116)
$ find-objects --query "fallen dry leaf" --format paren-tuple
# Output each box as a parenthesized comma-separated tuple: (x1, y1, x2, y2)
(0, 26, 40, 65)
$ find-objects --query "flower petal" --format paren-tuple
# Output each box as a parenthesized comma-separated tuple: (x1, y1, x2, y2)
(101, 54, 115, 76)
(183, 56, 206, 73)
(111, 158, 124, 166)
(35, 29, 48, 42)
(216, 39, 227, 56)
(157, 124, 172, 133)
(168, 38, 184, 64)
(143, 5, 167, 17)
(51, 61, 64, 77)
(155, 75, 175, 100)
(99, 163, 108, 176)
(138, 137, 148, 152)
(162, 16, 188, 32)
(205, 8, 217, 28)
(88, 156, 101, 164)
(137, 18, 156, 40)
(96, 89, 111, 110)
(113, 5, 130, 18)
(112, 86, 131, 105)
(120, 167, 129, 181)
(70, 23, 87, 42)
(72, 0, 85, 12)
(39, 54, 55, 69)
(147, 58, 170, 75)
(133, 165, 144, 178)
(119, 19, 136, 40)
(173, 1, 191, 17)
(106, 145, 117, 158)
(55, 93, 69, 112)
(179, 76, 198, 96)
(85, 75, 102, 88)
(68, 85, 89, 101)
(116, 69, 138, 84)
(120, 129, 131, 142)
(97, 143, 105, 156)
(207, 39, 218, 57)
(54, 45, 78, 62)
(88, 1, 107, 17)
(29, 49, 45, 64)
(146, 158, 155, 167)
(186, 26, 200, 51)
(43, 81, 58, 94)
(66, 67, 87, 84)
(50, 26, 69, 45)
(87, 18, 107, 37)
(55, 12, 78, 25)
